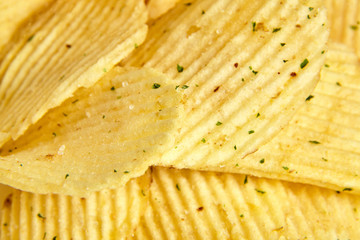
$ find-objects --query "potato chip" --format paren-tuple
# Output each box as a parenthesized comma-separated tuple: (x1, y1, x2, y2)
(0, 0, 148, 147)
(0, 67, 182, 195)
(325, 0, 360, 58)
(0, 171, 150, 240)
(0, 0, 51, 53)
(146, 0, 180, 19)
(124, 0, 328, 176)
(135, 167, 360, 239)
(199, 44, 360, 194)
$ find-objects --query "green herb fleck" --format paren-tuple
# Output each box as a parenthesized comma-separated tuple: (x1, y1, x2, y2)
(343, 188, 353, 191)
(65, 174, 69, 179)
(336, 82, 342, 86)
(260, 158, 265, 164)
(252, 22, 256, 32)
(27, 35, 35, 42)
(283, 59, 288, 63)
(235, 163, 239, 167)
(322, 157, 328, 162)
(350, 25, 358, 31)
(309, 7, 314, 11)
(103, 68, 107, 72)
(255, 189, 266, 194)
(134, 43, 139, 48)
(181, 85, 189, 89)
(244, 175, 248, 184)
(110, 86, 115, 91)
(216, 121, 223, 126)
(175, 85, 180, 90)
(176, 183, 181, 191)
(241, 78, 245, 82)
(43, 232, 47, 240)
(248, 130, 255, 134)
(117, 96, 122, 99)
(124, 171, 130, 174)
(114, 169, 117, 173)
(234, 145, 237, 150)
(272, 28, 281, 33)
(201, 10, 205, 15)
(309, 140, 321, 144)
(62, 112, 68, 117)
(240, 214, 244, 218)
(152, 83, 161, 89)
(201, 138, 206, 143)
(177, 64, 184, 72)
(256, 113, 260, 118)
(324, 64, 330, 68)
(52, 132, 57, 137)
(53, 237, 57, 240)
(282, 166, 289, 170)
(102, 115, 105, 119)
(300, 58, 309, 69)
(141, 189, 146, 196)
(307, 15, 311, 19)
(72, 99, 79, 104)
(280, 43, 286, 46)
(37, 213, 45, 219)
(184, 2, 192, 6)
(305, 95, 314, 101)
(321, 50, 325, 54)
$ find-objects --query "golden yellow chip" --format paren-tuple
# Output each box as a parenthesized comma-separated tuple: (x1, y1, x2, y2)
(0, 67, 182, 195)
(325, 0, 360, 58)
(135, 167, 360, 239)
(146, 0, 180, 19)
(124, 0, 328, 176)
(0, 171, 150, 240)
(0, 0, 148, 147)
(0, 0, 51, 53)
(199, 44, 360, 194)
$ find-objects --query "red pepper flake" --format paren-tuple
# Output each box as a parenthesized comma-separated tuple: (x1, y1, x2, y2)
(290, 72, 297, 77)
(213, 86, 220, 92)
(66, 44, 72, 49)
(197, 206, 204, 211)
(234, 62, 238, 68)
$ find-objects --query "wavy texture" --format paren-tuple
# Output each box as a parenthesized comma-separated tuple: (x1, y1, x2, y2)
(135, 167, 360, 240)
(0, 0, 148, 146)
(124, 0, 328, 173)
(200, 44, 360, 194)
(0, 171, 150, 240)
(0, 68, 182, 195)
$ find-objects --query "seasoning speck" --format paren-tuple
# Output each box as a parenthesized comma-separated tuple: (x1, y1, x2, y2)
(152, 83, 161, 89)
(177, 64, 184, 72)
(300, 58, 309, 69)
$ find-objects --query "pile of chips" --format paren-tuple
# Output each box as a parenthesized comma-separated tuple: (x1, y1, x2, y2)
(0, 0, 359, 239)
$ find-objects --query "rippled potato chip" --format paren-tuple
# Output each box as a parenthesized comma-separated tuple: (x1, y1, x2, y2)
(0, 0, 148, 147)
(3, 168, 358, 239)
(124, 0, 328, 174)
(325, 0, 360, 58)
(0, 67, 182, 195)
(135, 167, 360, 240)
(0, 0, 51, 53)
(0, 171, 151, 240)
(200, 44, 360, 194)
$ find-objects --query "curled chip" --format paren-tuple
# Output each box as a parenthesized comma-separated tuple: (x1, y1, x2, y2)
(0, 0, 148, 147)
(0, 67, 183, 195)
(124, 0, 328, 172)
(200, 44, 360, 194)
(0, 171, 151, 240)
